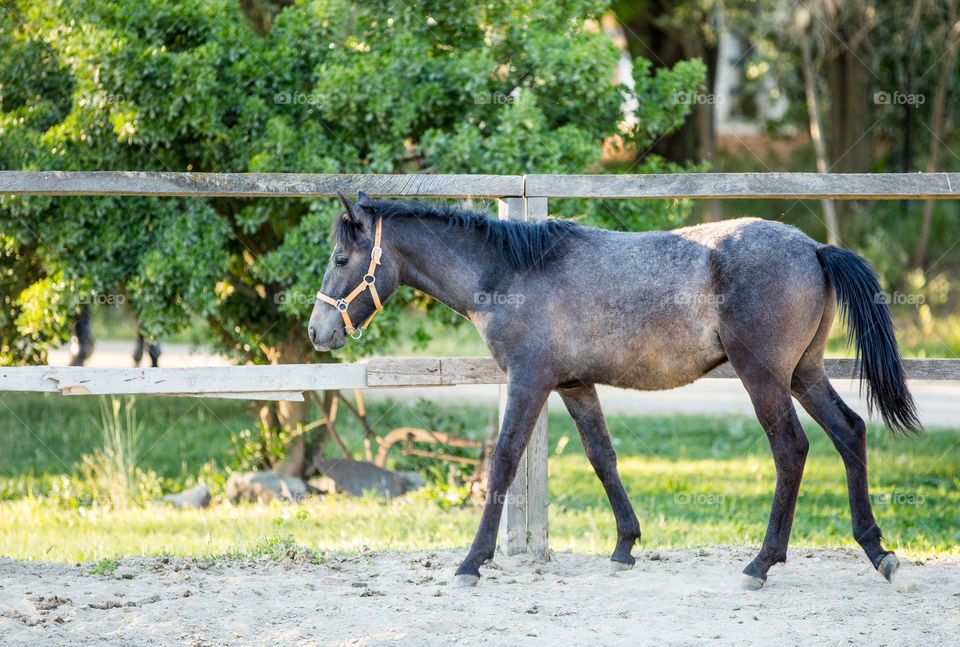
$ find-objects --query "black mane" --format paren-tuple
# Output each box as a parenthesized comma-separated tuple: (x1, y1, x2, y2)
(335, 199, 581, 271)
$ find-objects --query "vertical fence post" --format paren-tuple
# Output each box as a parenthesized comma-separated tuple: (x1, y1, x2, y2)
(523, 196, 550, 560)
(497, 198, 528, 556)
(497, 196, 550, 560)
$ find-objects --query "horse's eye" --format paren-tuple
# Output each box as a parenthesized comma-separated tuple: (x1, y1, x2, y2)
(335, 255, 348, 267)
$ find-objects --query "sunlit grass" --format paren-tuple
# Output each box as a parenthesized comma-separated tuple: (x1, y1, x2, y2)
(1, 393, 957, 563)
(0, 496, 480, 563)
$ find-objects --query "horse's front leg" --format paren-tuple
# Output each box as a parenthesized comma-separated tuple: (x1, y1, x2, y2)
(454, 379, 550, 587)
(558, 383, 641, 571)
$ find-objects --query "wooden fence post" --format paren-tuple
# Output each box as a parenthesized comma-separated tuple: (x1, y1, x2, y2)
(523, 196, 550, 561)
(497, 196, 550, 560)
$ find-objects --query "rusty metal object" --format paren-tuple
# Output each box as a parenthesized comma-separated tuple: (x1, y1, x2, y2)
(374, 427, 487, 468)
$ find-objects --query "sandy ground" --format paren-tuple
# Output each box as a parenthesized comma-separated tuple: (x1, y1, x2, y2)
(29, 344, 958, 644)
(1, 547, 958, 646)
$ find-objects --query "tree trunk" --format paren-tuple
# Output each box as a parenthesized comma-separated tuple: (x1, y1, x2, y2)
(304, 390, 335, 473)
(914, 0, 960, 267)
(822, 12, 874, 175)
(266, 326, 311, 477)
(685, 35, 722, 222)
(616, 3, 720, 168)
(818, 2, 875, 229)
(800, 31, 841, 246)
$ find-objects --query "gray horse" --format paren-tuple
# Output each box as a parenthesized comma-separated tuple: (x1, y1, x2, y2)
(308, 192, 920, 590)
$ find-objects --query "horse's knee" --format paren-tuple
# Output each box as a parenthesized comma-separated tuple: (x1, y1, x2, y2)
(584, 443, 618, 477)
(772, 427, 809, 468)
(830, 416, 866, 462)
(487, 446, 527, 492)
(793, 431, 810, 460)
(487, 458, 519, 492)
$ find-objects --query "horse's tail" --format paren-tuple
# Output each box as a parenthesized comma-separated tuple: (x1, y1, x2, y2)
(816, 245, 921, 436)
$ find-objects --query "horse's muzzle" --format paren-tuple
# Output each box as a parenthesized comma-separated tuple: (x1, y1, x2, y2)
(309, 325, 345, 352)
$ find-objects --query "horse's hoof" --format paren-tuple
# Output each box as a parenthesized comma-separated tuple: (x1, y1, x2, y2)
(878, 553, 899, 583)
(609, 560, 634, 573)
(740, 573, 766, 591)
(453, 573, 480, 588)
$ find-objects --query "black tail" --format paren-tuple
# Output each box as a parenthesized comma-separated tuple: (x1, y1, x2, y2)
(816, 245, 921, 436)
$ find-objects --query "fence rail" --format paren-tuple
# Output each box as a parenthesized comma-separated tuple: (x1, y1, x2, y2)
(4, 358, 959, 400)
(0, 171, 522, 198)
(525, 172, 960, 199)
(2, 170, 958, 560)
(3, 170, 959, 199)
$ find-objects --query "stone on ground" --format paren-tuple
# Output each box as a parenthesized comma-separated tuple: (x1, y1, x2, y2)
(314, 458, 425, 498)
(160, 483, 211, 509)
(226, 472, 306, 504)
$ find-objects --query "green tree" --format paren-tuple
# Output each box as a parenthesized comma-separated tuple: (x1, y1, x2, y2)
(746, 0, 960, 262)
(1, 0, 703, 473)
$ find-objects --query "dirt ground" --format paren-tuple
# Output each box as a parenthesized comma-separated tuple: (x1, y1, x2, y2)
(1, 547, 957, 646)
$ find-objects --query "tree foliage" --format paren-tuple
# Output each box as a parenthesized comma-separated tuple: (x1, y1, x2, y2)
(0, 0, 703, 371)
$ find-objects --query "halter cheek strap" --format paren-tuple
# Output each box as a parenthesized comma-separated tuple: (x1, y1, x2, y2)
(316, 217, 384, 340)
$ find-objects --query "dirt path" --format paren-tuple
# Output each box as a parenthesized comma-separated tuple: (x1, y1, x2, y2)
(2, 547, 957, 646)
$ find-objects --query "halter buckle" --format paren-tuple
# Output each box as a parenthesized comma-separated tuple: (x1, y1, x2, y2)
(336, 299, 349, 312)
(371, 246, 382, 264)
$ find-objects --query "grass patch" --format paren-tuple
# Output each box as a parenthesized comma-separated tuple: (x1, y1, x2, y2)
(87, 557, 119, 575)
(0, 392, 957, 563)
(0, 392, 246, 498)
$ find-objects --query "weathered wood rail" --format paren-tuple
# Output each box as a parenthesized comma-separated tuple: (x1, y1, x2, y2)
(0, 171, 523, 198)
(524, 172, 960, 199)
(5, 358, 959, 398)
(2, 170, 959, 561)
(3, 170, 959, 199)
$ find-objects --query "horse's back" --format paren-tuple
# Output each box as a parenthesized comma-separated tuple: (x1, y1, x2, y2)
(527, 218, 828, 391)
(534, 224, 724, 389)
(675, 217, 820, 271)
(675, 217, 829, 381)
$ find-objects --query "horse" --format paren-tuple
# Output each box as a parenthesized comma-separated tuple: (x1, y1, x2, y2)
(68, 305, 161, 367)
(307, 192, 921, 590)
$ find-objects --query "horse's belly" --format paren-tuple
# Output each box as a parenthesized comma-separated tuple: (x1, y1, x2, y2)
(604, 352, 724, 390)
(566, 323, 725, 391)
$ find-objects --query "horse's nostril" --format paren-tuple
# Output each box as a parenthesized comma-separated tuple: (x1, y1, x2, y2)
(309, 325, 318, 346)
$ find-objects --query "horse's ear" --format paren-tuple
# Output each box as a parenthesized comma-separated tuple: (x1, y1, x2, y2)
(336, 192, 355, 218)
(356, 191, 374, 208)
(337, 191, 374, 233)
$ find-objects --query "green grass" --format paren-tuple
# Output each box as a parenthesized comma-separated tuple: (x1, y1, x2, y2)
(0, 392, 244, 497)
(1, 392, 957, 563)
(87, 557, 119, 574)
(548, 411, 960, 556)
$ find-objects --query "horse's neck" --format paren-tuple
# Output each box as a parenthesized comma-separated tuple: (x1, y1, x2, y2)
(392, 218, 499, 317)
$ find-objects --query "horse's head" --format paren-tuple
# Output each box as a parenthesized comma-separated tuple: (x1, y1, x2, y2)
(308, 192, 399, 351)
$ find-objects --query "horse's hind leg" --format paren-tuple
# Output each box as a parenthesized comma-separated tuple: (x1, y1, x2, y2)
(727, 352, 810, 590)
(559, 383, 641, 571)
(792, 367, 899, 582)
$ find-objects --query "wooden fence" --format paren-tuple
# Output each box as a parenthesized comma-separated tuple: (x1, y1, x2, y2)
(2, 170, 959, 560)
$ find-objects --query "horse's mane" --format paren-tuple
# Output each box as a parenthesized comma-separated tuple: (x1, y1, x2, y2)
(335, 199, 582, 271)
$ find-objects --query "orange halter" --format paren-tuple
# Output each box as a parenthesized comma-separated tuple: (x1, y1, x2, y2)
(315, 217, 384, 340)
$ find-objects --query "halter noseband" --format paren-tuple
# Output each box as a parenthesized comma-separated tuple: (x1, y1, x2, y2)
(316, 217, 384, 340)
